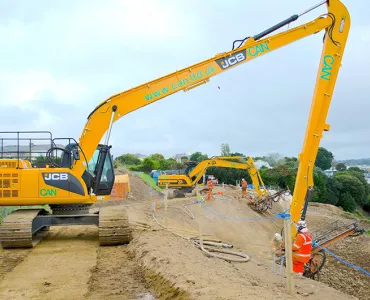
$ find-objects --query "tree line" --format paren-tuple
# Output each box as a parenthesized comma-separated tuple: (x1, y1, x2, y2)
(115, 144, 370, 213)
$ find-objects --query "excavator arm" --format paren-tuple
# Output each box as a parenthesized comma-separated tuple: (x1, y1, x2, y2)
(75, 0, 346, 177)
(70, 1, 350, 226)
(188, 157, 268, 198)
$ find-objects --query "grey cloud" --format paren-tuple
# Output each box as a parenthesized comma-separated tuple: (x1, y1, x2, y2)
(0, 0, 369, 161)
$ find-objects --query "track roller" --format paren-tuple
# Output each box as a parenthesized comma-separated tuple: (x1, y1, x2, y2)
(0, 209, 50, 249)
(99, 206, 133, 246)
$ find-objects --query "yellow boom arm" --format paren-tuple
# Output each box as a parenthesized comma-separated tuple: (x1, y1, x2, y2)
(188, 157, 267, 198)
(74, 0, 349, 234)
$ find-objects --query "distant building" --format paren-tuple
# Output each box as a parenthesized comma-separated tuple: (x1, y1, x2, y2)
(174, 152, 191, 162)
(1, 143, 64, 159)
(323, 167, 336, 177)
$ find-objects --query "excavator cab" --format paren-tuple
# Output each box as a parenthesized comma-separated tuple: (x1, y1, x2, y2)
(60, 142, 115, 196)
(184, 161, 198, 175)
(86, 144, 115, 196)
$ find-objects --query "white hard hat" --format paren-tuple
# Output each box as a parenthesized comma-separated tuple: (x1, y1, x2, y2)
(274, 233, 282, 241)
(297, 220, 307, 231)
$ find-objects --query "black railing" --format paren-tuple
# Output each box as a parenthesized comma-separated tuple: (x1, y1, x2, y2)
(0, 131, 77, 168)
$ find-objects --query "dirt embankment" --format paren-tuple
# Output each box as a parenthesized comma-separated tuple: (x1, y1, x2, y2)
(306, 203, 370, 300)
(0, 172, 367, 300)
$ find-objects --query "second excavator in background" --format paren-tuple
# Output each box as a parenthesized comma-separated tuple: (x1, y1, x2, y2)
(157, 156, 268, 198)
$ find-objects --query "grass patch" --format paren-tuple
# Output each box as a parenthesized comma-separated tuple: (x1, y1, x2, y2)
(138, 173, 164, 193)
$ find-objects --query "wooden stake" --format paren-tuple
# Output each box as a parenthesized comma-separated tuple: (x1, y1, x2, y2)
(283, 199, 294, 295)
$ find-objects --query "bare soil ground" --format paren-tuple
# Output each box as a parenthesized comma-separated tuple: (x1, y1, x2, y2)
(306, 203, 370, 300)
(0, 173, 368, 300)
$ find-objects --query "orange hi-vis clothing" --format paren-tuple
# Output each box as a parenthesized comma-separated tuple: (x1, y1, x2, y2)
(292, 231, 313, 263)
(242, 180, 247, 189)
(293, 260, 305, 274)
(207, 179, 214, 200)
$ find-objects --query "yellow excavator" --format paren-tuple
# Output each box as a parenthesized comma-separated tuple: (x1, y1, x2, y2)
(0, 0, 351, 248)
(157, 156, 268, 198)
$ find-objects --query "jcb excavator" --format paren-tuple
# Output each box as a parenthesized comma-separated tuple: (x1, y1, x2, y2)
(0, 0, 351, 248)
(157, 156, 268, 198)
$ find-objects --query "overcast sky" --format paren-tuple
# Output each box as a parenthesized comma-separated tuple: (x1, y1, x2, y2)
(0, 0, 369, 160)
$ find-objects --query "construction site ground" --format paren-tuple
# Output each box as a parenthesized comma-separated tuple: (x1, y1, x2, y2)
(0, 173, 369, 300)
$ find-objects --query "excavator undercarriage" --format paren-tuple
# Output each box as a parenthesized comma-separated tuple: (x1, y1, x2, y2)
(0, 204, 132, 248)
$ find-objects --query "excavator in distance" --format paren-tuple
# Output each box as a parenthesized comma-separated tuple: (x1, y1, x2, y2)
(0, 0, 350, 248)
(157, 156, 268, 199)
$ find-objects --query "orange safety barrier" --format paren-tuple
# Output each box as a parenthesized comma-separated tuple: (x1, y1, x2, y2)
(110, 182, 129, 200)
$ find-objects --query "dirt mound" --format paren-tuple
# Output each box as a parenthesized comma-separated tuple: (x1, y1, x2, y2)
(0, 174, 367, 300)
(319, 234, 370, 300)
(305, 202, 370, 300)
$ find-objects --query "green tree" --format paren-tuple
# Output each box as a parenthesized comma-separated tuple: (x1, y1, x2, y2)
(264, 153, 284, 167)
(337, 192, 356, 212)
(312, 171, 328, 202)
(347, 166, 365, 173)
(230, 152, 244, 157)
(142, 158, 160, 172)
(364, 194, 370, 213)
(284, 157, 298, 169)
(335, 163, 347, 171)
(335, 174, 366, 206)
(340, 170, 369, 201)
(181, 156, 189, 163)
(116, 153, 141, 165)
(149, 153, 165, 161)
(33, 155, 46, 163)
(190, 152, 208, 162)
(325, 176, 341, 205)
(221, 143, 230, 156)
(166, 158, 184, 170)
(315, 147, 334, 170)
(260, 165, 296, 190)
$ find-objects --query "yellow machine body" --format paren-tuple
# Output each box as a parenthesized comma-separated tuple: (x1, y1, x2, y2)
(0, 164, 97, 205)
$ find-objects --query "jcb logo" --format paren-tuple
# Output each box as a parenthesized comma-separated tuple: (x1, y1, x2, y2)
(215, 50, 246, 69)
(44, 173, 69, 181)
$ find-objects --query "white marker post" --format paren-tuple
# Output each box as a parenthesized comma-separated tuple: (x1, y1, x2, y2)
(149, 189, 152, 211)
(196, 184, 204, 248)
(283, 199, 294, 295)
(165, 183, 169, 227)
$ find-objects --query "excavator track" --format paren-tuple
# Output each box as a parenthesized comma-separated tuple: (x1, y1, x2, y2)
(0, 209, 49, 249)
(99, 206, 132, 246)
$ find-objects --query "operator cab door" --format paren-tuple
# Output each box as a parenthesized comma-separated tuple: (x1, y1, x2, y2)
(87, 144, 115, 195)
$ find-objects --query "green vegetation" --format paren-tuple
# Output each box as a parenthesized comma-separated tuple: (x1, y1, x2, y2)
(115, 144, 370, 214)
(315, 147, 334, 170)
(115, 153, 184, 173)
(190, 152, 208, 162)
(138, 173, 163, 192)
